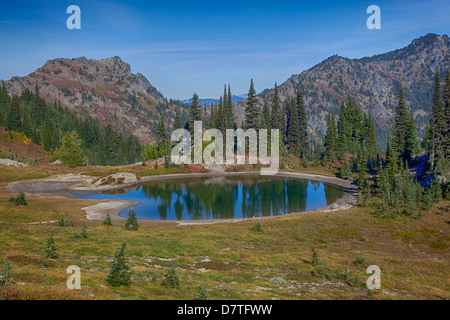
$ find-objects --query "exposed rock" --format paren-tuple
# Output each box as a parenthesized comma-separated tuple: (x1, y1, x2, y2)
(0, 159, 28, 167)
(270, 277, 287, 284)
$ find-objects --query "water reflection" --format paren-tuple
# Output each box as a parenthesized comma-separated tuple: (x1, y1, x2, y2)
(74, 176, 344, 221)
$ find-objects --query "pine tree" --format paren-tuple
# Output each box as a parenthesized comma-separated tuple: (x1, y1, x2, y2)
(287, 96, 301, 156)
(391, 87, 416, 165)
(7, 95, 23, 132)
(270, 83, 281, 131)
(245, 79, 259, 130)
(107, 242, 131, 286)
(102, 213, 112, 226)
(296, 89, 309, 156)
(44, 230, 57, 259)
(262, 99, 271, 130)
(0, 258, 12, 287)
(226, 84, 234, 128)
(156, 114, 168, 146)
(161, 265, 179, 289)
(324, 112, 338, 162)
(189, 93, 202, 134)
(125, 207, 139, 230)
(53, 131, 86, 167)
(173, 109, 181, 131)
(366, 113, 378, 163)
(443, 69, 450, 157)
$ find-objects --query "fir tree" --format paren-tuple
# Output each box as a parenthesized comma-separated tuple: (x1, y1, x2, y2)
(189, 93, 202, 134)
(125, 208, 139, 230)
(44, 230, 57, 260)
(155, 114, 168, 147)
(324, 112, 338, 162)
(296, 89, 309, 156)
(287, 96, 301, 156)
(53, 131, 86, 167)
(245, 79, 259, 130)
(391, 87, 417, 165)
(102, 213, 112, 226)
(161, 265, 179, 289)
(107, 242, 131, 287)
(173, 108, 181, 131)
(270, 83, 281, 131)
(0, 258, 12, 287)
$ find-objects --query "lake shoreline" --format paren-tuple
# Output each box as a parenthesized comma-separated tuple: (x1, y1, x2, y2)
(6, 171, 358, 223)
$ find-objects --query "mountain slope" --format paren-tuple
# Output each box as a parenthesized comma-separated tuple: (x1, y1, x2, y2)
(235, 33, 450, 146)
(3, 56, 173, 144)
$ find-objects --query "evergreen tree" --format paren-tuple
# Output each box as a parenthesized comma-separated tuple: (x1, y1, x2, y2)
(107, 242, 131, 287)
(189, 93, 202, 134)
(44, 230, 57, 259)
(53, 131, 86, 167)
(155, 114, 168, 146)
(0, 258, 12, 287)
(161, 265, 179, 289)
(324, 112, 338, 162)
(245, 79, 259, 130)
(366, 113, 378, 163)
(7, 95, 23, 132)
(173, 108, 181, 131)
(262, 99, 271, 130)
(296, 89, 309, 156)
(287, 96, 301, 156)
(391, 87, 417, 165)
(443, 69, 450, 157)
(102, 213, 112, 226)
(125, 208, 139, 230)
(226, 84, 234, 128)
(270, 83, 281, 131)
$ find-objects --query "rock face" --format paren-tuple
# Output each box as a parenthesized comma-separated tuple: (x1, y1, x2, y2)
(234, 33, 450, 146)
(3, 56, 174, 144)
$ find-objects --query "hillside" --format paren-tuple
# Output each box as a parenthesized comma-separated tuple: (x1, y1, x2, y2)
(2, 56, 174, 144)
(234, 33, 450, 147)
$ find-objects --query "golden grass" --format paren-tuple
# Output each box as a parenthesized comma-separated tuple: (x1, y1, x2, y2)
(0, 165, 448, 300)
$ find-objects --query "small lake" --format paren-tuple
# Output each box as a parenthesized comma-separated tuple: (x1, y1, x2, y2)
(74, 176, 345, 221)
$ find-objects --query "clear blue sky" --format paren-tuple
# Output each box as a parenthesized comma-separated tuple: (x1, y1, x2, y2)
(0, 0, 449, 100)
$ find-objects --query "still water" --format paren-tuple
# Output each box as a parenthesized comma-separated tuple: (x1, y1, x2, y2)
(74, 176, 344, 220)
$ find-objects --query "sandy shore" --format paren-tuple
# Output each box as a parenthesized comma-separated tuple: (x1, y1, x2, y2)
(6, 171, 358, 223)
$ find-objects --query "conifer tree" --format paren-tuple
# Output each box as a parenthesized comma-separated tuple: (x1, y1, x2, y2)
(173, 109, 181, 131)
(245, 79, 259, 130)
(7, 95, 23, 132)
(287, 96, 301, 156)
(324, 112, 338, 162)
(270, 83, 281, 131)
(443, 69, 450, 157)
(366, 113, 378, 163)
(107, 242, 131, 287)
(226, 84, 234, 128)
(296, 90, 309, 156)
(156, 114, 168, 147)
(0, 258, 12, 287)
(102, 213, 112, 226)
(189, 93, 202, 134)
(262, 99, 271, 130)
(391, 87, 417, 165)
(125, 208, 139, 230)
(44, 230, 57, 260)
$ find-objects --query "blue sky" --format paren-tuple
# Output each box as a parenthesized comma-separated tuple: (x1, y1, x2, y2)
(0, 0, 449, 99)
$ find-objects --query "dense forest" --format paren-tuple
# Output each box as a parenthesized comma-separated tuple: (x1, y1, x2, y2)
(0, 85, 142, 166)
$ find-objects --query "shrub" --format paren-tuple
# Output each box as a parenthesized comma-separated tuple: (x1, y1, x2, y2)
(8, 192, 27, 206)
(249, 222, 263, 232)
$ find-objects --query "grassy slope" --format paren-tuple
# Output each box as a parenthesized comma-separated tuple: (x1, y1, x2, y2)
(0, 166, 448, 300)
